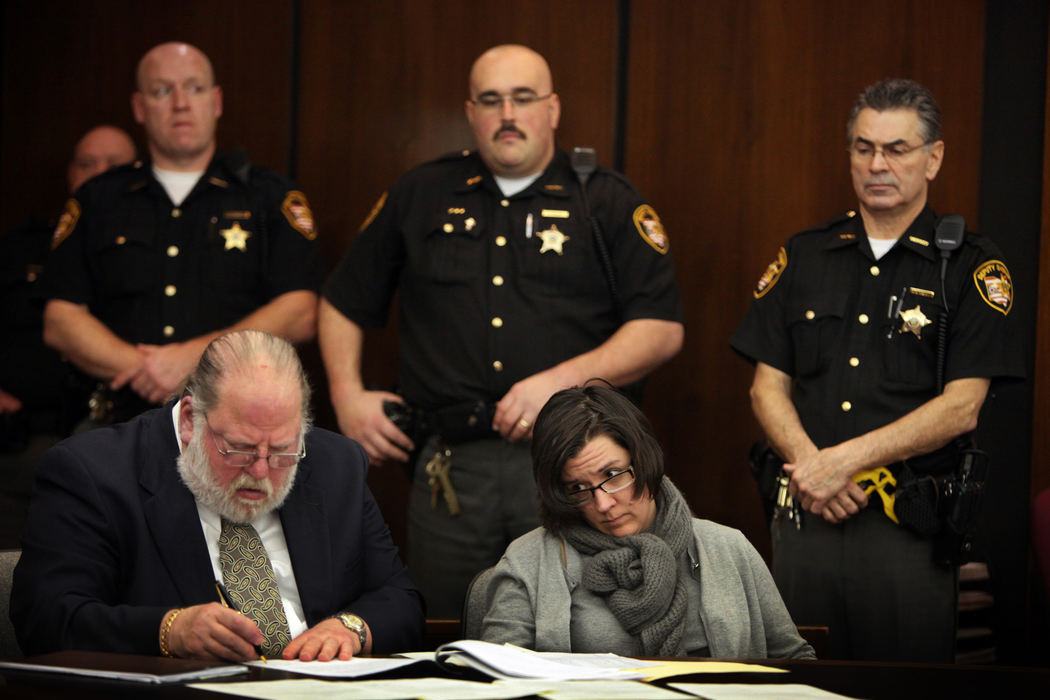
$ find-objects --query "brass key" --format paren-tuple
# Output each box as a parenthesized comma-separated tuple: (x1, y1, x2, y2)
(773, 472, 801, 531)
(424, 447, 461, 516)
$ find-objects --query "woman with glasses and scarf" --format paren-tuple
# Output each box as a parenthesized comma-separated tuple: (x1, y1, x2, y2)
(479, 383, 815, 659)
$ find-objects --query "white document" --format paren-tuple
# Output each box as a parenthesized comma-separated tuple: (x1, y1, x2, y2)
(243, 656, 420, 678)
(669, 682, 860, 699)
(434, 639, 654, 680)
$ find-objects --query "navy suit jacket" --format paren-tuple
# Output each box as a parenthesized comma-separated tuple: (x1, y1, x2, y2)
(11, 404, 424, 656)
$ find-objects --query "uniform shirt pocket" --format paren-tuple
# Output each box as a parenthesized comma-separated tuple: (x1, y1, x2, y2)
(786, 296, 847, 378)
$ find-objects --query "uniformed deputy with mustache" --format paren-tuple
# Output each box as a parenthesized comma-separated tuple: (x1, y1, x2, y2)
(731, 79, 1024, 662)
(320, 45, 685, 617)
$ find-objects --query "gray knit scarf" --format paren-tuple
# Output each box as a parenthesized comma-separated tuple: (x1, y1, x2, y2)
(561, 476, 693, 656)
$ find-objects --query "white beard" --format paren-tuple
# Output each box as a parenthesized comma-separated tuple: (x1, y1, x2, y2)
(177, 416, 298, 523)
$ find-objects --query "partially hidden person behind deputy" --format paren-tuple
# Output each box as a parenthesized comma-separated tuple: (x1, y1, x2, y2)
(11, 330, 424, 660)
(479, 384, 815, 659)
(38, 42, 322, 429)
(0, 126, 136, 541)
(319, 44, 684, 618)
(730, 79, 1024, 661)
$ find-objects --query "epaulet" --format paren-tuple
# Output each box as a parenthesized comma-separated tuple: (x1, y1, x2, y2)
(796, 209, 858, 236)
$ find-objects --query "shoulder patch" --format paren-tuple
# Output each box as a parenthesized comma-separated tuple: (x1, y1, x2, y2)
(51, 199, 81, 250)
(973, 260, 1013, 315)
(633, 204, 669, 254)
(754, 247, 788, 299)
(359, 191, 387, 232)
(281, 191, 317, 240)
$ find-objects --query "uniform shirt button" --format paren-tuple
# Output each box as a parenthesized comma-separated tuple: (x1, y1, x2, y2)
(870, 266, 880, 276)
(805, 310, 815, 320)
(491, 317, 503, 328)
(492, 360, 504, 372)
(115, 236, 127, 245)
(163, 325, 175, 337)
(492, 275, 504, 286)
(164, 285, 177, 297)
(500, 199, 510, 207)
(171, 208, 181, 218)
(167, 245, 179, 257)
(443, 223, 454, 233)
(27, 271, 37, 282)
(858, 314, 869, 324)
(495, 236, 507, 247)
(841, 401, 852, 412)
(849, 357, 860, 367)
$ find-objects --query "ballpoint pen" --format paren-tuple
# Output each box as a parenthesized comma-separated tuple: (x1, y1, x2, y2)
(215, 581, 267, 663)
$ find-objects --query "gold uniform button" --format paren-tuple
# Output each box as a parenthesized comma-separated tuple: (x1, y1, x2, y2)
(841, 401, 852, 412)
(443, 223, 454, 233)
(491, 317, 503, 328)
(870, 266, 880, 276)
(492, 360, 504, 372)
(492, 275, 504, 286)
(805, 310, 815, 320)
(167, 245, 179, 257)
(163, 325, 175, 337)
(858, 314, 869, 324)
(495, 236, 507, 247)
(849, 357, 860, 367)
(164, 285, 177, 297)
(500, 199, 510, 207)
(27, 271, 37, 282)
(115, 236, 127, 245)
(171, 208, 181, 218)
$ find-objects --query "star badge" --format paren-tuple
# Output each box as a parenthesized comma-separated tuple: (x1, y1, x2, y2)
(898, 305, 931, 339)
(220, 222, 250, 251)
(538, 225, 569, 255)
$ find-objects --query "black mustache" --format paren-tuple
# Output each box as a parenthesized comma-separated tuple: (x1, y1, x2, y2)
(495, 125, 526, 140)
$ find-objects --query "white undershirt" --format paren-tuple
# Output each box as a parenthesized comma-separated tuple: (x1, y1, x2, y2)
(868, 236, 897, 260)
(170, 404, 308, 636)
(154, 167, 204, 206)
(494, 173, 541, 196)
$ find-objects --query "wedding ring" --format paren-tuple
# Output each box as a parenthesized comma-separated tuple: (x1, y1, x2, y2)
(518, 417, 531, 429)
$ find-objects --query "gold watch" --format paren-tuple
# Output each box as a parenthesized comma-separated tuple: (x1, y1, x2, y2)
(335, 612, 368, 650)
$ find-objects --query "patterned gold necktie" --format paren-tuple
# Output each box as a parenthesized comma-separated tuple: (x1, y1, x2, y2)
(218, 519, 292, 656)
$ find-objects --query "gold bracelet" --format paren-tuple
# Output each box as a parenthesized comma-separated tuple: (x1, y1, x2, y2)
(159, 608, 184, 657)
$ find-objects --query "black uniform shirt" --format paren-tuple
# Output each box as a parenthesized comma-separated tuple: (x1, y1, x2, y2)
(730, 206, 1024, 454)
(324, 149, 683, 410)
(38, 152, 323, 345)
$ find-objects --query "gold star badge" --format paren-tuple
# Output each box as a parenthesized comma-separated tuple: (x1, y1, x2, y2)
(898, 305, 931, 338)
(538, 225, 569, 255)
(220, 221, 250, 251)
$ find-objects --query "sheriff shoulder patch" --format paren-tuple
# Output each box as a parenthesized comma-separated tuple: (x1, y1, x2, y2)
(633, 204, 669, 254)
(51, 198, 81, 249)
(359, 191, 388, 232)
(973, 259, 1013, 315)
(281, 190, 317, 239)
(754, 247, 788, 299)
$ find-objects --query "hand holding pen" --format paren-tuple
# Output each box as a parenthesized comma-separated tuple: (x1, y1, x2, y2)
(215, 581, 267, 663)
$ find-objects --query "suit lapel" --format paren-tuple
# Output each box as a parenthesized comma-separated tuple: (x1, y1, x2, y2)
(140, 404, 217, 604)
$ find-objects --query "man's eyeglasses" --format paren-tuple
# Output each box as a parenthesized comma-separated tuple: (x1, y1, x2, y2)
(562, 467, 636, 506)
(206, 419, 304, 469)
(471, 90, 553, 111)
(848, 140, 931, 163)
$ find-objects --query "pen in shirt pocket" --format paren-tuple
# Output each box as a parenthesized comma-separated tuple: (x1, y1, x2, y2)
(215, 580, 267, 663)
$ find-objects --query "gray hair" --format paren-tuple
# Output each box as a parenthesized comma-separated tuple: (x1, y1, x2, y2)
(847, 78, 942, 145)
(182, 330, 312, 428)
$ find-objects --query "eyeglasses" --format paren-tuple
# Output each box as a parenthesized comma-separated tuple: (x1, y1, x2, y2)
(562, 467, 636, 506)
(471, 90, 553, 111)
(205, 417, 304, 469)
(848, 140, 931, 163)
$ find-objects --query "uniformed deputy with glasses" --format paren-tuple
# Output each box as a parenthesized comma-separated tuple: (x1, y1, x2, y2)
(731, 79, 1024, 661)
(320, 45, 684, 617)
(479, 384, 814, 659)
(12, 330, 423, 659)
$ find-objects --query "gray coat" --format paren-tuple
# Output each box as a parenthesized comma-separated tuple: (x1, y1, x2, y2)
(481, 519, 815, 659)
